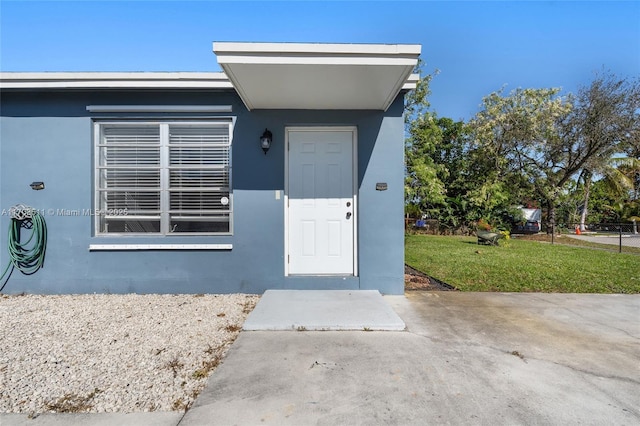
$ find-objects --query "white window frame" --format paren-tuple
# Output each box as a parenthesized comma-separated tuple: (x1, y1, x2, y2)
(93, 119, 234, 236)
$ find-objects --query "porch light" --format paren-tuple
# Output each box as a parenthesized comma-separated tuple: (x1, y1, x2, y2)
(260, 128, 272, 155)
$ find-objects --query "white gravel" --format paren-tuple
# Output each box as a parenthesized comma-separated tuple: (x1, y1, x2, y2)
(0, 293, 259, 414)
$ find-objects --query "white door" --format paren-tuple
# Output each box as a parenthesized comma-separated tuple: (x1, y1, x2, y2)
(287, 128, 355, 275)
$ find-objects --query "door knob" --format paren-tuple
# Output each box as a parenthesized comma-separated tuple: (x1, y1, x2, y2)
(346, 212, 352, 219)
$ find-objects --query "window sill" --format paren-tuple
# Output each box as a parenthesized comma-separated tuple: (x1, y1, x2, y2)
(89, 244, 232, 251)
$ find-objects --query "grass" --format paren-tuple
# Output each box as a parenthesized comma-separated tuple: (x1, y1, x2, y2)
(165, 357, 184, 378)
(45, 388, 102, 413)
(191, 357, 221, 380)
(405, 234, 640, 293)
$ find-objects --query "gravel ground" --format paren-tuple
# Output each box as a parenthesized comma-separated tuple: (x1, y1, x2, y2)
(0, 293, 259, 415)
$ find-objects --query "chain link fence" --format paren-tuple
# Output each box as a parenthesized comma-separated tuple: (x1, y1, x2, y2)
(556, 222, 640, 253)
(406, 217, 640, 253)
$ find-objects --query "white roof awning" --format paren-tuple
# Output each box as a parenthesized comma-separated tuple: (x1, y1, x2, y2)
(213, 42, 421, 111)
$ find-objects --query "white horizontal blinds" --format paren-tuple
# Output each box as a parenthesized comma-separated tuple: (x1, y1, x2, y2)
(95, 121, 232, 235)
(97, 124, 161, 233)
(168, 124, 231, 233)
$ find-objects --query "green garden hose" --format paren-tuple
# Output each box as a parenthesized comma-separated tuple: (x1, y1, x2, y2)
(0, 208, 48, 292)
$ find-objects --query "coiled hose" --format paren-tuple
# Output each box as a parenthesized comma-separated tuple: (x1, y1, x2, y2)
(0, 209, 48, 292)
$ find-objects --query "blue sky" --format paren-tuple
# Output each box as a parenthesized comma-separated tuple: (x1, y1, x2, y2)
(1, 1, 638, 120)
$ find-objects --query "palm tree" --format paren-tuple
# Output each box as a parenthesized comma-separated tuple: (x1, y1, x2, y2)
(579, 157, 639, 230)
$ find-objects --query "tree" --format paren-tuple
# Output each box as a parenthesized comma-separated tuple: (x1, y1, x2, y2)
(405, 112, 448, 216)
(469, 71, 640, 233)
(430, 117, 474, 228)
(404, 63, 447, 218)
(617, 158, 640, 202)
(571, 71, 640, 227)
(578, 157, 637, 230)
(620, 136, 640, 202)
(405, 88, 477, 228)
(404, 60, 438, 124)
(406, 69, 526, 230)
(469, 87, 571, 231)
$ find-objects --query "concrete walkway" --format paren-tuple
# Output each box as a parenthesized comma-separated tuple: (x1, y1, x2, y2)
(242, 290, 406, 331)
(3, 292, 639, 425)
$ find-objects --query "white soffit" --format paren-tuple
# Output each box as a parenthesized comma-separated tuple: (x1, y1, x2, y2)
(213, 42, 421, 111)
(0, 72, 233, 89)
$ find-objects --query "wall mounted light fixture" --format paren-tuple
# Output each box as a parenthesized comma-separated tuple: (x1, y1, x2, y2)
(260, 128, 272, 155)
(30, 181, 45, 190)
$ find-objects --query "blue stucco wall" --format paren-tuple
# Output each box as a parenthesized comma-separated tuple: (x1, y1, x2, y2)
(0, 89, 405, 294)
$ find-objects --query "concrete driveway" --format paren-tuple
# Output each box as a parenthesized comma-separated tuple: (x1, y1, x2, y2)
(181, 292, 640, 425)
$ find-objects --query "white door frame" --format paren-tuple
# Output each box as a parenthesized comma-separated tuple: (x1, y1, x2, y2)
(284, 126, 358, 276)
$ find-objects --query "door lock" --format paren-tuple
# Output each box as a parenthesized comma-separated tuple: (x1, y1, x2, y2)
(346, 212, 352, 219)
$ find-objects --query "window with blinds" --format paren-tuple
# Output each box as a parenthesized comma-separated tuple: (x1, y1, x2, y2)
(95, 121, 232, 235)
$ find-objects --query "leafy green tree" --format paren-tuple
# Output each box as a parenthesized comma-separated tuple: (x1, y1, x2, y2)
(405, 66, 639, 233)
(578, 157, 637, 229)
(404, 63, 448, 219)
(405, 66, 524, 230)
(587, 180, 619, 223)
(469, 87, 571, 231)
(404, 60, 438, 124)
(571, 71, 640, 227)
(405, 99, 477, 229)
(469, 72, 640, 232)
(405, 112, 448, 216)
(424, 117, 474, 228)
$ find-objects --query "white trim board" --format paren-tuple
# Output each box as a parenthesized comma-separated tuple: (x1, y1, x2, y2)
(86, 105, 232, 113)
(89, 244, 232, 251)
(213, 42, 421, 56)
(0, 72, 232, 89)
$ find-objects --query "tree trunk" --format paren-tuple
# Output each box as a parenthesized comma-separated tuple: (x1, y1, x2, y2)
(546, 200, 556, 235)
(580, 173, 592, 232)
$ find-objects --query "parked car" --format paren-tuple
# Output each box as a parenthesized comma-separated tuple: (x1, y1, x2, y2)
(512, 208, 541, 234)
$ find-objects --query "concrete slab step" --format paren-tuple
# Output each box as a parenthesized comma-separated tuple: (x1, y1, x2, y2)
(242, 290, 406, 331)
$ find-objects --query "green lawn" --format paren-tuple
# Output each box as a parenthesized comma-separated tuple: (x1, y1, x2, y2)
(405, 234, 640, 293)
